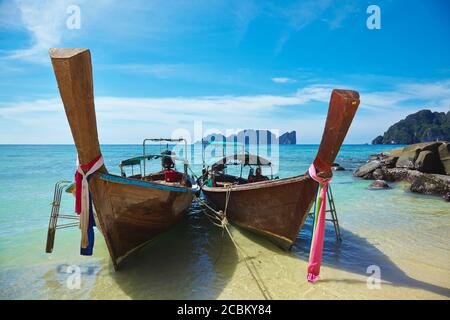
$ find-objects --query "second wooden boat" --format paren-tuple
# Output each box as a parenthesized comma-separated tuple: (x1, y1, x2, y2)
(49, 48, 197, 269)
(201, 89, 360, 249)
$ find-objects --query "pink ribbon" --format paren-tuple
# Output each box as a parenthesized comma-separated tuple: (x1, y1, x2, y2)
(307, 163, 331, 283)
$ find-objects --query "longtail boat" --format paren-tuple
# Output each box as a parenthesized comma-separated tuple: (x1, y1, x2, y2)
(200, 89, 360, 249)
(49, 48, 197, 269)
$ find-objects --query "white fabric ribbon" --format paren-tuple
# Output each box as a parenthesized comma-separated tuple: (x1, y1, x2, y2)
(76, 156, 104, 248)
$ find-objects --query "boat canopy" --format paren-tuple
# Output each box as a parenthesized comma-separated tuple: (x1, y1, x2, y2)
(203, 141, 243, 146)
(120, 154, 186, 168)
(211, 153, 272, 167)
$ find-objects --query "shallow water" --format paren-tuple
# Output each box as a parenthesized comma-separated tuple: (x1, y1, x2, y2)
(0, 145, 449, 299)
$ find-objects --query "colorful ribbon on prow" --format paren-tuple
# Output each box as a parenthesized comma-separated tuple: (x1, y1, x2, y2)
(75, 154, 104, 255)
(307, 163, 332, 282)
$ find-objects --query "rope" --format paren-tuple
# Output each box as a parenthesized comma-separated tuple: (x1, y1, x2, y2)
(187, 165, 201, 182)
(193, 191, 273, 300)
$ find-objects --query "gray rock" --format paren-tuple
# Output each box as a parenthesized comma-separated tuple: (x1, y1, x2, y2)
(382, 156, 398, 168)
(438, 142, 450, 175)
(382, 147, 404, 158)
(368, 180, 391, 190)
(409, 172, 450, 196)
(415, 150, 444, 174)
(396, 142, 442, 169)
(382, 168, 410, 182)
(354, 142, 450, 198)
(396, 149, 420, 169)
(372, 168, 385, 180)
(353, 161, 381, 178)
(279, 131, 296, 144)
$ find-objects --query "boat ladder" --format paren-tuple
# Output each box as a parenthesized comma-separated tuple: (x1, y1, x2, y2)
(45, 180, 79, 253)
(308, 184, 342, 242)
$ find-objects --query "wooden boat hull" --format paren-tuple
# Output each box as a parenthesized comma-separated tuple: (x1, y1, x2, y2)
(91, 173, 193, 268)
(201, 89, 360, 249)
(48, 48, 195, 269)
(202, 175, 317, 249)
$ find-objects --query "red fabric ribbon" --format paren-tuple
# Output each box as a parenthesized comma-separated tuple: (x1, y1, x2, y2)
(75, 154, 102, 214)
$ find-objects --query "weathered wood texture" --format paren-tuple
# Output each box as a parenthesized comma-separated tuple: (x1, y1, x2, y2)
(203, 89, 360, 248)
(50, 48, 193, 269)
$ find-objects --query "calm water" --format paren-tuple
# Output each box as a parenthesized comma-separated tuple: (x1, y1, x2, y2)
(0, 144, 449, 299)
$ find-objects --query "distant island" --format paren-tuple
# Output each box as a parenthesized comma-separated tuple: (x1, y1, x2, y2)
(372, 109, 450, 144)
(200, 129, 296, 145)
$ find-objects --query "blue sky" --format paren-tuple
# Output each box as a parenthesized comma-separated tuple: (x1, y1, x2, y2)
(0, 0, 449, 144)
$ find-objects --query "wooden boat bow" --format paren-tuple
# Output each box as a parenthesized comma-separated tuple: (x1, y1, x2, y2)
(49, 48, 106, 170)
(201, 89, 360, 250)
(313, 89, 360, 176)
(49, 48, 195, 269)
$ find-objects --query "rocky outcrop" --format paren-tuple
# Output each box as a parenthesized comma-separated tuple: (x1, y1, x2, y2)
(438, 142, 450, 174)
(279, 131, 296, 144)
(409, 173, 450, 195)
(372, 110, 450, 144)
(354, 141, 450, 199)
(353, 161, 381, 179)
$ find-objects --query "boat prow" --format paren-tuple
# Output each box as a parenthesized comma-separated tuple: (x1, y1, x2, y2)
(49, 48, 195, 269)
(201, 89, 360, 249)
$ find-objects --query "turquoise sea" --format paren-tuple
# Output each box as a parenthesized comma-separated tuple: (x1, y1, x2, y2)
(0, 144, 449, 299)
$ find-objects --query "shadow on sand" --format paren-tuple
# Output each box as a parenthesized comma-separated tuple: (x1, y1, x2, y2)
(111, 201, 449, 299)
(111, 203, 239, 299)
(239, 217, 450, 297)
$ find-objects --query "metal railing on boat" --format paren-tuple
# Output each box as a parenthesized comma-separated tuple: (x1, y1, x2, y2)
(308, 184, 342, 242)
(45, 180, 79, 253)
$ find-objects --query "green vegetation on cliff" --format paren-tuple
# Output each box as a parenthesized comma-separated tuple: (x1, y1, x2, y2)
(372, 110, 450, 144)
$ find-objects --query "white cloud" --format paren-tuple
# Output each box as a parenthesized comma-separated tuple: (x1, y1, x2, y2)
(271, 77, 297, 84)
(6, 0, 76, 63)
(0, 84, 331, 143)
(1, 0, 262, 64)
(1, 81, 449, 144)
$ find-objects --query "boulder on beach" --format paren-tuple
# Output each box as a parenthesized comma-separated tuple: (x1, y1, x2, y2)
(368, 180, 391, 190)
(409, 173, 450, 196)
(354, 141, 450, 199)
(383, 156, 398, 168)
(381, 168, 409, 181)
(438, 142, 450, 175)
(372, 168, 385, 180)
(353, 161, 381, 179)
(415, 150, 444, 174)
(382, 147, 404, 157)
(396, 142, 442, 170)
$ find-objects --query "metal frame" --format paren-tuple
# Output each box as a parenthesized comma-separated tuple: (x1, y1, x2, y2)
(308, 184, 342, 242)
(45, 181, 79, 253)
(143, 138, 188, 177)
(202, 140, 273, 180)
